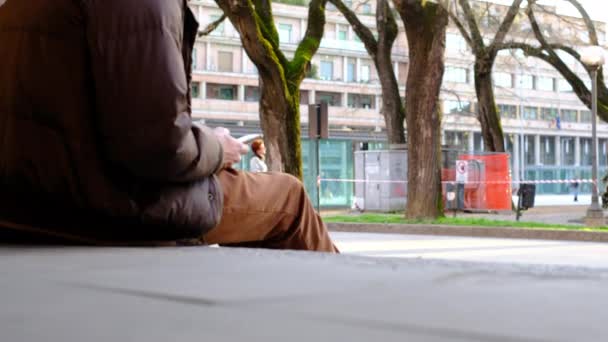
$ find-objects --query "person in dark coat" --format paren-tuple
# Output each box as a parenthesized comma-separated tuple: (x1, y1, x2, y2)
(0, 0, 337, 252)
(571, 181, 580, 202)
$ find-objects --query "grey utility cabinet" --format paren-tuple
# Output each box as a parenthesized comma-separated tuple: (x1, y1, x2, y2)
(354, 150, 407, 212)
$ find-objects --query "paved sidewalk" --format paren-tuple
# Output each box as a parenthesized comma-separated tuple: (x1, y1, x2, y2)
(460, 205, 591, 226)
(2, 245, 608, 342)
(333, 231, 608, 268)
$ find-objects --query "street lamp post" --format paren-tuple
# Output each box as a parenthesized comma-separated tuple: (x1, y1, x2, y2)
(581, 46, 605, 226)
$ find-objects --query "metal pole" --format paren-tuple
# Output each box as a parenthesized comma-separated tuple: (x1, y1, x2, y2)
(591, 68, 600, 208)
(519, 67, 525, 183)
(585, 67, 604, 226)
(316, 136, 321, 213)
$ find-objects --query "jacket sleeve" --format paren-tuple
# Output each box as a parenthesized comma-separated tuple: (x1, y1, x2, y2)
(83, 0, 223, 182)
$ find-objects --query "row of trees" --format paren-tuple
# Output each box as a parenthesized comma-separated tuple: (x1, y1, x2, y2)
(197, 0, 604, 219)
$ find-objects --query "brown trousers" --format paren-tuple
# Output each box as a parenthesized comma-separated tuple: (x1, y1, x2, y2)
(202, 169, 339, 253)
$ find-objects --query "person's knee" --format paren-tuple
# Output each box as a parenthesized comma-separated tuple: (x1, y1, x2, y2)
(270, 173, 306, 204)
(281, 173, 305, 194)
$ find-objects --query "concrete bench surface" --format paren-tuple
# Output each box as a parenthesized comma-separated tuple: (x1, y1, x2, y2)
(1, 246, 607, 342)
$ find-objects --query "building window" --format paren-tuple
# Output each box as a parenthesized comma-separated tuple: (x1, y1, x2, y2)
(520, 74, 535, 89)
(300, 90, 310, 105)
(558, 79, 573, 93)
(320, 60, 333, 80)
(580, 138, 592, 165)
(445, 131, 469, 151)
(497, 104, 517, 118)
(443, 100, 472, 115)
(524, 135, 535, 165)
(191, 82, 200, 98)
(474, 132, 485, 152)
(446, 33, 468, 52)
(192, 48, 198, 70)
(361, 3, 372, 14)
(540, 107, 558, 121)
(244, 86, 259, 102)
(209, 15, 225, 36)
(360, 65, 370, 82)
(338, 28, 348, 40)
(523, 106, 538, 120)
(504, 133, 515, 151)
(600, 139, 608, 166)
(580, 110, 592, 123)
(346, 61, 356, 82)
(473, 132, 484, 152)
(540, 136, 556, 165)
(316, 91, 341, 106)
(561, 137, 575, 165)
(347, 94, 375, 109)
(444, 66, 468, 83)
(217, 51, 233, 72)
(278, 23, 292, 43)
(494, 72, 513, 88)
(537, 76, 555, 91)
(560, 109, 577, 122)
(206, 83, 237, 100)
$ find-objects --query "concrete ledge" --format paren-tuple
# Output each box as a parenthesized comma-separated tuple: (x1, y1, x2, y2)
(327, 222, 608, 243)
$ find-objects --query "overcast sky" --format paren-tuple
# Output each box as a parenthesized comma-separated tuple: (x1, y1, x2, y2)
(549, 0, 607, 23)
(488, 0, 608, 23)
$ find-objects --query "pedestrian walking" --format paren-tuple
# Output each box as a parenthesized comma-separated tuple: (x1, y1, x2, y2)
(571, 181, 580, 202)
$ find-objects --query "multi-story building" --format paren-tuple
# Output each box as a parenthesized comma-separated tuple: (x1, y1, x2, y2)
(188, 0, 608, 207)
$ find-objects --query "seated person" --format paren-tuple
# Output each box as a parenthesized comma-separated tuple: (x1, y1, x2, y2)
(249, 139, 268, 173)
(0, 0, 337, 252)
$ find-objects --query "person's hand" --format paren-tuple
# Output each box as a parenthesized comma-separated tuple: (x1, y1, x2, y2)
(213, 127, 249, 168)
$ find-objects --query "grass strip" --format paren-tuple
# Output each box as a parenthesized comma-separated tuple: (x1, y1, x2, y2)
(323, 213, 608, 232)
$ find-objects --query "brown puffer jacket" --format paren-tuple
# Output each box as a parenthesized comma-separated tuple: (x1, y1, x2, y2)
(0, 0, 224, 244)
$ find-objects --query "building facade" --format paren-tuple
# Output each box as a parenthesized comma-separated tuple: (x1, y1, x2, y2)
(188, 0, 608, 207)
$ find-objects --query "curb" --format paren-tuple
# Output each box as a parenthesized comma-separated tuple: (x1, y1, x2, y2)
(327, 222, 608, 243)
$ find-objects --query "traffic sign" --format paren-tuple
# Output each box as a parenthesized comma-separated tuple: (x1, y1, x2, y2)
(456, 160, 468, 183)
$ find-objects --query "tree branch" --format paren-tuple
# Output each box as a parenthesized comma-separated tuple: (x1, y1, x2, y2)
(458, 0, 485, 49)
(287, 0, 327, 83)
(375, 0, 397, 56)
(489, 0, 523, 51)
(253, 0, 288, 66)
(563, 0, 598, 44)
(447, 8, 473, 48)
(329, 0, 378, 54)
(198, 14, 227, 37)
(214, 0, 283, 84)
(497, 41, 608, 119)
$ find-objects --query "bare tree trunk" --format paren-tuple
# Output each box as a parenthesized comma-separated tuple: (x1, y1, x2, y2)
(376, 0, 405, 145)
(376, 35, 405, 145)
(474, 59, 505, 152)
(329, 0, 405, 145)
(448, 0, 523, 151)
(396, 0, 448, 219)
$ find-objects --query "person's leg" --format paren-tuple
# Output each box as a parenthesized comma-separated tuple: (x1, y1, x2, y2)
(202, 169, 338, 253)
